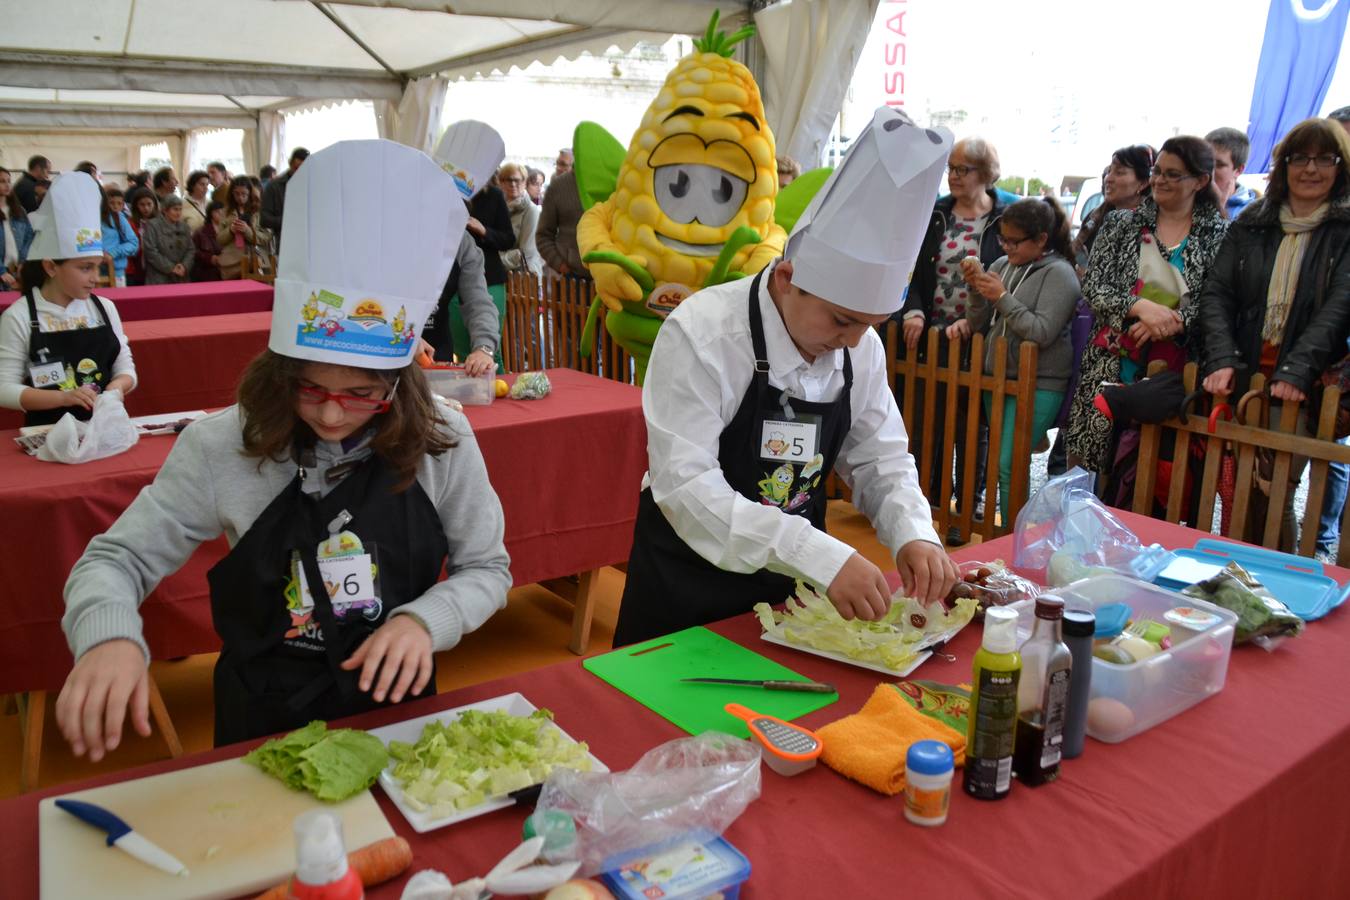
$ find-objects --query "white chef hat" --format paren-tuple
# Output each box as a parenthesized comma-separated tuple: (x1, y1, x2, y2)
(27, 172, 104, 260)
(267, 139, 467, 369)
(785, 107, 953, 315)
(432, 120, 506, 201)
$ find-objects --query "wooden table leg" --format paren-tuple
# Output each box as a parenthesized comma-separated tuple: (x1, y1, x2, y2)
(540, 569, 600, 656)
(147, 675, 183, 758)
(19, 690, 46, 793)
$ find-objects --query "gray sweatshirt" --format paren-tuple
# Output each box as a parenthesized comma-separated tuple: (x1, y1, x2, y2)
(62, 404, 511, 664)
(452, 232, 501, 354)
(964, 251, 1081, 392)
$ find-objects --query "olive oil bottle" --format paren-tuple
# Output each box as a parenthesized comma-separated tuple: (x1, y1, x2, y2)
(963, 607, 1022, 800)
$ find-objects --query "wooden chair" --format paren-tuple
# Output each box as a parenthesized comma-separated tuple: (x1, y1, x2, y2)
(241, 248, 276, 284)
(885, 323, 1039, 543)
(1128, 362, 1350, 564)
(97, 259, 116, 287)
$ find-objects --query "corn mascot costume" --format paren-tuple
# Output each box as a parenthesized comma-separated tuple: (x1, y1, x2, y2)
(575, 10, 829, 385)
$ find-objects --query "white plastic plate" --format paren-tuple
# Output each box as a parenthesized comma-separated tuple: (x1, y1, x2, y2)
(366, 692, 608, 833)
(759, 628, 961, 678)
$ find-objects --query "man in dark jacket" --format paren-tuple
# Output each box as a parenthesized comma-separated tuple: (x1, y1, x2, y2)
(536, 169, 586, 278)
(260, 147, 309, 245)
(15, 156, 51, 213)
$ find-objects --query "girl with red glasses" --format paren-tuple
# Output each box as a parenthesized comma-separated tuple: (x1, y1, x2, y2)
(54, 141, 511, 757)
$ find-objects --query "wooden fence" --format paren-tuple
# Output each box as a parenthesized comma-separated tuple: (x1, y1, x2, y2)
(502, 272, 635, 383)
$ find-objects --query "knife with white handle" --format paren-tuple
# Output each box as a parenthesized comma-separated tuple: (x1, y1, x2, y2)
(55, 798, 190, 877)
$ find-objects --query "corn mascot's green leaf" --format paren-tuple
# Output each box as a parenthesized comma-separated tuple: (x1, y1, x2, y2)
(574, 10, 829, 385)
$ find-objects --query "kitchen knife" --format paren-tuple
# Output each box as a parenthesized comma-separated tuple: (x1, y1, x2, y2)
(54, 799, 190, 877)
(681, 677, 836, 693)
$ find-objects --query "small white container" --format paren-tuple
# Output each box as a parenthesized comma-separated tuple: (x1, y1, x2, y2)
(1009, 574, 1239, 743)
(424, 366, 495, 406)
(904, 740, 954, 827)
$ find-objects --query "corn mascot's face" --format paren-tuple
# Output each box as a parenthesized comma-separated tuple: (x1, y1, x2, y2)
(609, 25, 777, 297)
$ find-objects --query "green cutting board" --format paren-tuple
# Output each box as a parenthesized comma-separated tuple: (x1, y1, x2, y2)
(584, 627, 837, 738)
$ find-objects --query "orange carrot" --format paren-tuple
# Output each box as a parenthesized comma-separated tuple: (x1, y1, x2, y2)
(253, 836, 414, 900)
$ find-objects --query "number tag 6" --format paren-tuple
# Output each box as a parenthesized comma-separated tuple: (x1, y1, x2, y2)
(299, 554, 377, 611)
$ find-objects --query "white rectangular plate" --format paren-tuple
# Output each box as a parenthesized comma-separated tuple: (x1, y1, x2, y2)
(365, 692, 608, 833)
(760, 626, 963, 679)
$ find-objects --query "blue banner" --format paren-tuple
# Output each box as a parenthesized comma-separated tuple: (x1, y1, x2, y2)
(1246, 0, 1349, 173)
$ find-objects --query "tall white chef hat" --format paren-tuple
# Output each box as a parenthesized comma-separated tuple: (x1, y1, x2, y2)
(267, 139, 467, 369)
(432, 120, 506, 200)
(27, 172, 104, 260)
(785, 107, 953, 315)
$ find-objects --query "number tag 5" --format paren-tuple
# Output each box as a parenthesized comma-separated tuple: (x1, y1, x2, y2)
(759, 418, 818, 463)
(298, 554, 377, 611)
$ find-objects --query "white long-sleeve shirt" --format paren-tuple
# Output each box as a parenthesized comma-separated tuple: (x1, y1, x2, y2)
(0, 287, 137, 411)
(642, 269, 941, 591)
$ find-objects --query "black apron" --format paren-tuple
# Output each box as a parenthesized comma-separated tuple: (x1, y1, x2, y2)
(207, 449, 448, 746)
(22, 291, 122, 427)
(613, 270, 853, 646)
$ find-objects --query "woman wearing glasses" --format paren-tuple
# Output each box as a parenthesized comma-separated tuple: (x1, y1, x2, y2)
(1198, 117, 1350, 549)
(897, 137, 1010, 536)
(496, 162, 544, 277)
(53, 141, 511, 756)
(1065, 136, 1228, 475)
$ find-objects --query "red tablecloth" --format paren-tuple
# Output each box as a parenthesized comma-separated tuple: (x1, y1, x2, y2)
(0, 310, 272, 431)
(0, 369, 644, 691)
(0, 280, 272, 321)
(1, 512, 1345, 899)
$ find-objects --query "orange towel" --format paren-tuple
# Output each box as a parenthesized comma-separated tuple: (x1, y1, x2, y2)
(817, 684, 967, 796)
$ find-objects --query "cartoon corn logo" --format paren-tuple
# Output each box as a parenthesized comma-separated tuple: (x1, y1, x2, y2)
(574, 11, 827, 385)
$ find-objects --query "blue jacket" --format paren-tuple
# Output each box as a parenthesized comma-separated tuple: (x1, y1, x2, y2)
(1225, 185, 1257, 220)
(1, 215, 33, 268)
(102, 211, 139, 276)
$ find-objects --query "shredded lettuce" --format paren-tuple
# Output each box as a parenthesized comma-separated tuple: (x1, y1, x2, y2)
(755, 580, 979, 671)
(386, 709, 592, 818)
(245, 720, 388, 803)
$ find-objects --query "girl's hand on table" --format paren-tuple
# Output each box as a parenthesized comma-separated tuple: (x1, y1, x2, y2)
(341, 614, 433, 704)
(64, 385, 99, 411)
(55, 639, 151, 762)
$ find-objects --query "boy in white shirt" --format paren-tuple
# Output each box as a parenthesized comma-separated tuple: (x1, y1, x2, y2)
(615, 108, 959, 645)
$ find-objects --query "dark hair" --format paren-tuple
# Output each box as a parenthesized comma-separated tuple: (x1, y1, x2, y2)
(207, 160, 227, 173)
(226, 174, 256, 215)
(74, 161, 98, 178)
(19, 259, 52, 292)
(1157, 136, 1222, 210)
(1111, 144, 1156, 186)
(205, 199, 225, 218)
(101, 188, 128, 240)
(289, 147, 310, 165)
(27, 155, 50, 173)
(237, 350, 454, 491)
(526, 167, 545, 185)
(186, 170, 210, 195)
(1328, 106, 1350, 124)
(260, 165, 277, 180)
(128, 170, 150, 188)
(152, 166, 176, 190)
(1205, 127, 1250, 171)
(1265, 117, 1350, 209)
(1002, 197, 1073, 259)
(129, 189, 159, 222)
(0, 166, 26, 222)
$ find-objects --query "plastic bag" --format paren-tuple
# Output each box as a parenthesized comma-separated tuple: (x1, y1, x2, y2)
(1183, 561, 1304, 650)
(531, 732, 760, 876)
(947, 560, 1042, 617)
(1013, 467, 1171, 586)
(509, 371, 552, 400)
(36, 388, 138, 464)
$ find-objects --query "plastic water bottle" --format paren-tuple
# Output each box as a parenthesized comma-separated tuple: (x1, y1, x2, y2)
(286, 811, 363, 900)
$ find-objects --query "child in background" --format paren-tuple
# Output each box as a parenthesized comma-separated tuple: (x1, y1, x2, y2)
(0, 172, 137, 426)
(100, 187, 139, 288)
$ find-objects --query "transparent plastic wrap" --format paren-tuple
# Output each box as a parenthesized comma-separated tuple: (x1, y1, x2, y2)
(509, 370, 552, 400)
(35, 387, 139, 464)
(947, 560, 1043, 618)
(530, 732, 761, 876)
(1013, 467, 1171, 586)
(1182, 561, 1305, 651)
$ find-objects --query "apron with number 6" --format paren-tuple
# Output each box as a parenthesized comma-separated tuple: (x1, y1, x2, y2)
(614, 269, 853, 646)
(207, 450, 447, 746)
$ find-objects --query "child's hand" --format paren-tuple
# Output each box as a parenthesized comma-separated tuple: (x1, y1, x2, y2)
(64, 385, 99, 410)
(341, 615, 433, 704)
(55, 639, 151, 762)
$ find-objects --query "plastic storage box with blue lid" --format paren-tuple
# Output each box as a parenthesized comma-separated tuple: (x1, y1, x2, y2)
(599, 829, 751, 900)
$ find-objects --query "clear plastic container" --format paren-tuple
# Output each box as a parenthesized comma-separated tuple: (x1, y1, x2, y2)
(424, 366, 494, 406)
(1008, 574, 1238, 743)
(599, 829, 750, 900)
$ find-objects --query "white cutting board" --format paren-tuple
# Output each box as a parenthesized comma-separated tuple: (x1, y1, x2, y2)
(39, 757, 395, 900)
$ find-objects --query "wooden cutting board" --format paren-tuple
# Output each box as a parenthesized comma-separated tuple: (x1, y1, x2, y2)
(39, 757, 394, 900)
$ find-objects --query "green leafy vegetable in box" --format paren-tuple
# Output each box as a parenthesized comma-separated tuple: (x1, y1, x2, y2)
(245, 720, 389, 803)
(755, 580, 978, 672)
(1182, 561, 1304, 646)
(387, 708, 592, 818)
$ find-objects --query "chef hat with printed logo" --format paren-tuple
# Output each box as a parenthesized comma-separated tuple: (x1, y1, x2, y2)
(785, 107, 953, 316)
(28, 172, 104, 260)
(267, 139, 467, 370)
(432, 120, 506, 201)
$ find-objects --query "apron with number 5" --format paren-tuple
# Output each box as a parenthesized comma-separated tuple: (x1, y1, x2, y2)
(207, 449, 447, 746)
(614, 269, 853, 646)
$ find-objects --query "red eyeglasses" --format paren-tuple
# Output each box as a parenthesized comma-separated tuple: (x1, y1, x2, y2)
(296, 384, 393, 413)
